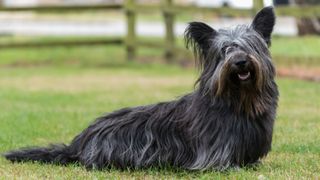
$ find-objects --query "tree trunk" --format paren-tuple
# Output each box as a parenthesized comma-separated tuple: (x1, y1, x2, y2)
(295, 0, 320, 35)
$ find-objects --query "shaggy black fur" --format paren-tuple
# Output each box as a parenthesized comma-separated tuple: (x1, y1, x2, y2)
(4, 6, 278, 171)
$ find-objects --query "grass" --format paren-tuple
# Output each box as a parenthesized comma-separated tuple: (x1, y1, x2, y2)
(0, 36, 319, 178)
(0, 64, 319, 179)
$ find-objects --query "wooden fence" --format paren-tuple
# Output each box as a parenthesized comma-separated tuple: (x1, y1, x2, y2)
(0, 0, 319, 61)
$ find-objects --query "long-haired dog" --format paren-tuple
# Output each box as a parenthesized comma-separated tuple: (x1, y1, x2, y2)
(4, 7, 278, 170)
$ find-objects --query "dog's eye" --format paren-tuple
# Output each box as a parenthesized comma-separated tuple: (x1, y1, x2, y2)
(231, 43, 239, 48)
(221, 46, 228, 54)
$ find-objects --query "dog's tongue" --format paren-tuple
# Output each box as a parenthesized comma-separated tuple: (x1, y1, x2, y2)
(238, 71, 251, 81)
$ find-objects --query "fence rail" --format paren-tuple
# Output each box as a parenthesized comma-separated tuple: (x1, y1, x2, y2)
(0, 38, 122, 49)
(0, 4, 122, 11)
(0, 0, 320, 61)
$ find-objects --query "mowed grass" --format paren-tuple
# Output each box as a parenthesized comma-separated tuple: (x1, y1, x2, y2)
(0, 36, 319, 178)
(0, 64, 319, 179)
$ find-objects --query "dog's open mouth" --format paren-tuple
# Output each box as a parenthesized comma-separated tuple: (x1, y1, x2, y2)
(238, 71, 251, 81)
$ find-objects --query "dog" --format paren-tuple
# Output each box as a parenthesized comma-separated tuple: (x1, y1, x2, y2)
(4, 6, 278, 171)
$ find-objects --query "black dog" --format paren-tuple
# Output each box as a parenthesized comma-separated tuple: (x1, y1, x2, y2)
(4, 7, 278, 171)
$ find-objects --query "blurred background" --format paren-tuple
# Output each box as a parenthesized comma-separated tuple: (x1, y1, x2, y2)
(0, 0, 319, 78)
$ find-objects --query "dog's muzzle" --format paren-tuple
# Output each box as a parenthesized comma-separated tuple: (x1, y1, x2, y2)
(227, 52, 255, 83)
(214, 50, 264, 96)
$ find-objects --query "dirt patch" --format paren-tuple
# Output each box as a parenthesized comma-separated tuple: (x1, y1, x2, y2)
(277, 66, 320, 82)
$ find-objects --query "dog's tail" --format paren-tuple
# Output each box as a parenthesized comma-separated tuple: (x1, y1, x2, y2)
(3, 144, 77, 165)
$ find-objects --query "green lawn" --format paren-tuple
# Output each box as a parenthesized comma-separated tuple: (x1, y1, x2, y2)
(0, 35, 319, 178)
(0, 64, 319, 179)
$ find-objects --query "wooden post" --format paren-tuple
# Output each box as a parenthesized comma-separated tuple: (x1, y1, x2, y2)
(253, 0, 264, 14)
(125, 0, 136, 61)
(163, 0, 175, 63)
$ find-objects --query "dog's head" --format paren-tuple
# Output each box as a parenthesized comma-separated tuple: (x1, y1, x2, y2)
(185, 7, 276, 101)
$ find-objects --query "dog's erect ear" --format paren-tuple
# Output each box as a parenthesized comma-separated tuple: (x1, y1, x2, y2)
(185, 22, 217, 58)
(251, 6, 275, 46)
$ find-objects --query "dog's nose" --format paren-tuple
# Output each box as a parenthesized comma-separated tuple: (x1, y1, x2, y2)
(235, 60, 247, 67)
